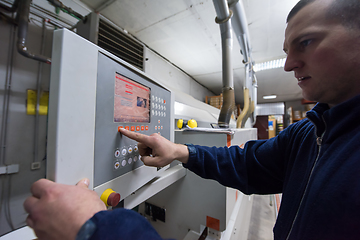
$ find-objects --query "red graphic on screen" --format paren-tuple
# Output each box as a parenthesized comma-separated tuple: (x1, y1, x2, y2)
(114, 73, 150, 123)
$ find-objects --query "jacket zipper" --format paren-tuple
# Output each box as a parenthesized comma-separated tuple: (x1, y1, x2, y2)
(285, 123, 326, 240)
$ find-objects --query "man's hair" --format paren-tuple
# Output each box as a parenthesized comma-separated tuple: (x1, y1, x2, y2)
(286, 0, 315, 23)
(286, 0, 360, 30)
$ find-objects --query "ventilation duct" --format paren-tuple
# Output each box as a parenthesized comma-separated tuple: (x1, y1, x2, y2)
(76, 12, 144, 71)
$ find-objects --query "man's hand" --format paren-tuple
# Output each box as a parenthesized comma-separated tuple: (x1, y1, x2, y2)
(119, 128, 189, 167)
(23, 178, 106, 240)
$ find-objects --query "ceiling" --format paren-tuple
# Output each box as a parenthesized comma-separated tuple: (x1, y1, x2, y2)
(80, 0, 303, 104)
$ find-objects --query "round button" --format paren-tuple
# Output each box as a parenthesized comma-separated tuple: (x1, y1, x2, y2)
(121, 148, 127, 156)
(164, 113, 166, 117)
(128, 147, 133, 154)
(152, 110, 155, 115)
(164, 106, 166, 111)
(134, 156, 138, 162)
(139, 155, 142, 161)
(152, 95, 155, 101)
(161, 105, 164, 110)
(128, 158, 132, 164)
(121, 160, 127, 167)
(115, 149, 120, 158)
(114, 161, 120, 169)
(134, 145, 138, 152)
(155, 96, 158, 102)
(107, 192, 121, 207)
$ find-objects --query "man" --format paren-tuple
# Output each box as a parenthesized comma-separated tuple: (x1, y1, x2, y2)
(24, 0, 360, 239)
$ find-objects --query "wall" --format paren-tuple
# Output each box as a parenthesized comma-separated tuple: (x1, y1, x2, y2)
(256, 102, 285, 116)
(144, 49, 213, 102)
(0, 17, 53, 235)
(0, 2, 214, 236)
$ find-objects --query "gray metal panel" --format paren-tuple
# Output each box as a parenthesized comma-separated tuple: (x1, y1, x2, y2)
(94, 53, 171, 187)
(47, 28, 98, 186)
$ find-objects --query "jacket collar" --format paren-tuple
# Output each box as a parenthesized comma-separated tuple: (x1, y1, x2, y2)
(306, 94, 360, 138)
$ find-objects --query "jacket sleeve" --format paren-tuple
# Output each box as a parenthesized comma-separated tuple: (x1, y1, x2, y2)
(81, 208, 165, 240)
(182, 122, 307, 195)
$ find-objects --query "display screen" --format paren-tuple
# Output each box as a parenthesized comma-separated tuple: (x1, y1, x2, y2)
(114, 73, 150, 123)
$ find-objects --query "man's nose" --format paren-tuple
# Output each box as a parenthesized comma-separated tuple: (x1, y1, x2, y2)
(284, 53, 303, 72)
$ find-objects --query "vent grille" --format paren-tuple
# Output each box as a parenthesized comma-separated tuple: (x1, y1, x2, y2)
(98, 19, 144, 70)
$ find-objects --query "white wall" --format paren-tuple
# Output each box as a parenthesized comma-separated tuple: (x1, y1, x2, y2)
(144, 48, 214, 102)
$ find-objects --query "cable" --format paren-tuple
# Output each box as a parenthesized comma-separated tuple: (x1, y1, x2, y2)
(0, 175, 5, 226)
(4, 175, 14, 230)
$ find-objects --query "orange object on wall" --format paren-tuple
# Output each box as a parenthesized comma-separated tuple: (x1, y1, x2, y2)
(206, 216, 220, 231)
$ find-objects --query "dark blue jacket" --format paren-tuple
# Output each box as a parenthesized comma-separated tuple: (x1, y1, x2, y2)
(184, 94, 360, 239)
(81, 94, 360, 240)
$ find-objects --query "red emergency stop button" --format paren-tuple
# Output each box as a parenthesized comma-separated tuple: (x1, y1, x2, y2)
(100, 189, 121, 207)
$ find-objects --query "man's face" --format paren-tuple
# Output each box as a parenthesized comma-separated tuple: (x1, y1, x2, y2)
(283, 0, 360, 107)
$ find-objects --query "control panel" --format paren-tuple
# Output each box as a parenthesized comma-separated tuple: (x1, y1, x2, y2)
(94, 53, 171, 187)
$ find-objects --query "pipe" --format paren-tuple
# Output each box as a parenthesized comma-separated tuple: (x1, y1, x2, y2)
(0, 0, 20, 12)
(236, 88, 249, 128)
(47, 0, 85, 21)
(212, 0, 235, 128)
(250, 74, 258, 126)
(229, 0, 251, 62)
(219, 88, 235, 127)
(17, 0, 52, 64)
(229, 0, 258, 127)
(241, 99, 254, 127)
(33, 18, 46, 165)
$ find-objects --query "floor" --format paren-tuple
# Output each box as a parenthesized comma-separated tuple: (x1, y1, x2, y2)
(247, 195, 277, 240)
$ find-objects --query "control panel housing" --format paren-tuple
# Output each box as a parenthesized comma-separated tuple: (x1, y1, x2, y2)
(47, 29, 173, 200)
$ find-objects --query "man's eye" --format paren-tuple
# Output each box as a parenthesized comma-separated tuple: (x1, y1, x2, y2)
(300, 39, 312, 47)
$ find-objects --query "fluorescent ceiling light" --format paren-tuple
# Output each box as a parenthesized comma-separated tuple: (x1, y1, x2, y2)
(254, 57, 286, 72)
(263, 95, 277, 100)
